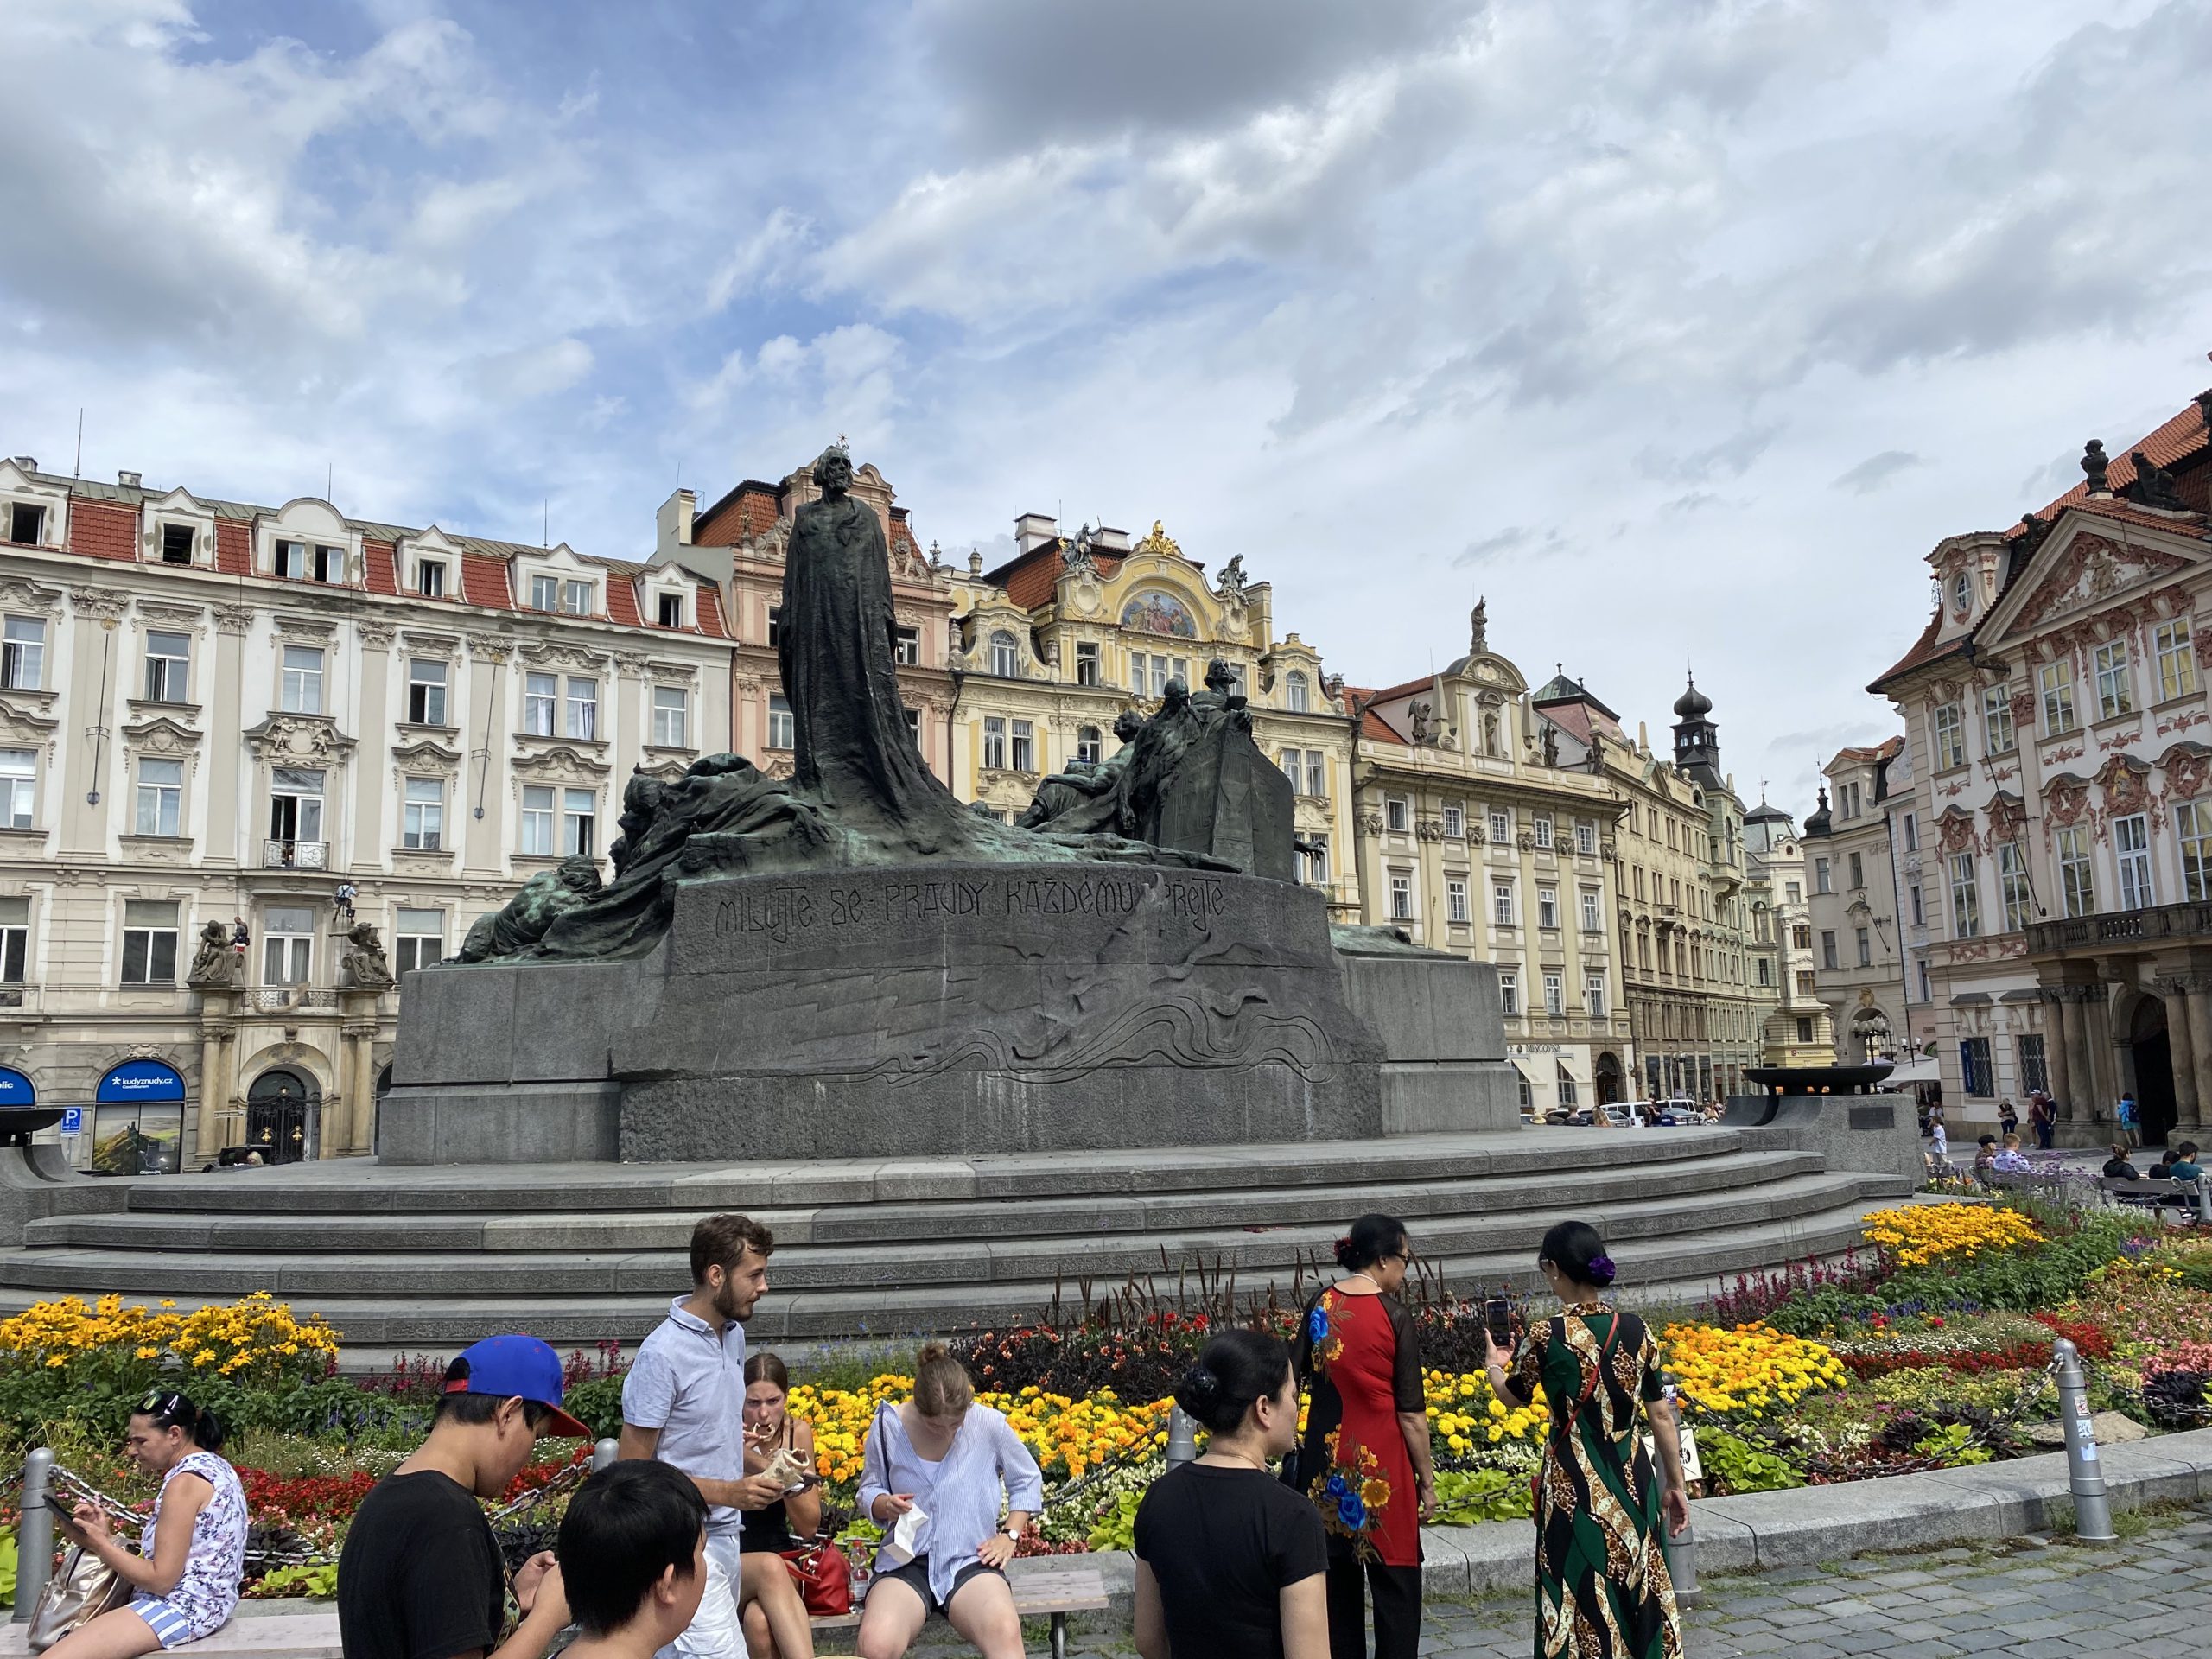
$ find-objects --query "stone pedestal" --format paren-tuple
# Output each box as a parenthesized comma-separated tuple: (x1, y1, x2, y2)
(1338, 952, 1521, 1134)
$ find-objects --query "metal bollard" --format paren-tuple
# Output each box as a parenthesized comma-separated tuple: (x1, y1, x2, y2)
(1662, 1516, 1698, 1602)
(2052, 1338, 2116, 1541)
(16, 1446, 54, 1624)
(591, 1437, 619, 1472)
(2196, 1175, 2211, 1227)
(1165, 1404, 1199, 1469)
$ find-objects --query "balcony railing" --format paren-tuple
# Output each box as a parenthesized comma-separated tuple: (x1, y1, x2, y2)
(262, 839, 328, 870)
(2024, 901, 2212, 957)
(251, 987, 340, 1012)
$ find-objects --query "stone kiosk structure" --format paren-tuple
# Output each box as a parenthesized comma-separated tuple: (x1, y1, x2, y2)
(387, 447, 1520, 1161)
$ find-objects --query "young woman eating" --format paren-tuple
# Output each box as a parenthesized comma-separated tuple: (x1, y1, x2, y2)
(738, 1351, 823, 1659)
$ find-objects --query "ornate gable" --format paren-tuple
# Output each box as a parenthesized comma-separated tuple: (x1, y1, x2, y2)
(2008, 531, 2194, 633)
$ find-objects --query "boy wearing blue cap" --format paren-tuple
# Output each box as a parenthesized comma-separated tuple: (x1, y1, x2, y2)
(338, 1334, 593, 1659)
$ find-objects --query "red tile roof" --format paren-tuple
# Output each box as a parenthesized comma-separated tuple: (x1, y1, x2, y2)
(2017, 399, 2212, 528)
(694, 585, 729, 639)
(1341, 687, 1408, 745)
(1866, 610, 1961, 695)
(693, 480, 784, 546)
(460, 553, 516, 610)
(1365, 672, 1441, 705)
(982, 543, 1131, 610)
(67, 499, 136, 562)
(215, 519, 251, 575)
(364, 539, 399, 597)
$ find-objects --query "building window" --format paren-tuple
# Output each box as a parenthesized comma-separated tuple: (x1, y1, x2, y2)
(402, 778, 444, 849)
(1853, 926, 1872, 967)
(1815, 857, 1832, 893)
(8, 504, 46, 545)
(1821, 931, 1839, 970)
(1440, 802, 1465, 840)
(904, 707, 921, 747)
(2040, 660, 2076, 734)
(563, 677, 598, 741)
(1931, 702, 1965, 770)
(1981, 684, 2015, 754)
(1302, 835, 1329, 887)
(1493, 882, 1516, 926)
(1948, 850, 1980, 938)
(2094, 641, 2134, 721)
(1543, 972, 1565, 1016)
(1446, 877, 1468, 925)
(652, 686, 689, 748)
(1534, 817, 1554, 850)
(159, 523, 194, 564)
(658, 592, 686, 628)
(1385, 795, 1408, 833)
(0, 896, 25, 982)
(562, 580, 594, 617)
(1796, 969, 1817, 995)
(120, 899, 179, 985)
(1960, 1036, 1994, 1097)
(416, 558, 446, 598)
(1538, 887, 1559, 929)
(982, 715, 1007, 770)
(522, 672, 556, 736)
(2180, 802, 2212, 901)
(1791, 921, 1812, 950)
(407, 660, 448, 726)
(1011, 719, 1035, 772)
(1917, 960, 1931, 1002)
(394, 908, 445, 976)
(1498, 971, 1519, 1017)
(1999, 842, 2033, 931)
(1757, 957, 1771, 987)
(1390, 871, 1414, 922)
(143, 631, 189, 703)
(276, 540, 344, 582)
(1489, 807, 1510, 842)
(280, 645, 324, 715)
(521, 785, 555, 855)
(1130, 652, 1166, 697)
(1909, 882, 1924, 925)
(1585, 975, 1606, 1016)
(2057, 826, 2094, 917)
(1302, 752, 1325, 798)
(766, 695, 794, 751)
(264, 905, 313, 985)
(1285, 670, 1310, 712)
(1575, 820, 1598, 855)
(563, 788, 596, 857)
(0, 749, 31, 829)
(768, 608, 783, 651)
(2156, 620, 2197, 701)
(1580, 889, 1602, 931)
(989, 632, 1019, 677)
(1903, 812, 1917, 851)
(1848, 851, 1864, 889)
(270, 766, 323, 851)
(1073, 641, 1099, 685)
(2018, 1033, 2049, 1095)
(530, 575, 559, 611)
(1076, 725, 1103, 766)
(2, 617, 45, 691)
(134, 757, 182, 836)
(2114, 811, 2154, 908)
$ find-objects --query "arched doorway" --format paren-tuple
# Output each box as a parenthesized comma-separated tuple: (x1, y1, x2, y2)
(2126, 996, 2177, 1149)
(1594, 1052, 1624, 1105)
(245, 1069, 318, 1165)
(1850, 1007, 1894, 1066)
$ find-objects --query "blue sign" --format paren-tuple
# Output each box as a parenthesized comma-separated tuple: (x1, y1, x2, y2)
(95, 1060, 185, 1105)
(58, 1108, 80, 1135)
(0, 1068, 33, 1108)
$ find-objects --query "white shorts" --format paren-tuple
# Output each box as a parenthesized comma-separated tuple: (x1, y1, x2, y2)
(658, 1532, 745, 1659)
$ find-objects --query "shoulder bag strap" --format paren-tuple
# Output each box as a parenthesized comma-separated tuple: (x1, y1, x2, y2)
(1551, 1313, 1623, 1449)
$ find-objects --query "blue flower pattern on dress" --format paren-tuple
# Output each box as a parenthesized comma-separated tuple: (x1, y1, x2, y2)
(1307, 1304, 1329, 1344)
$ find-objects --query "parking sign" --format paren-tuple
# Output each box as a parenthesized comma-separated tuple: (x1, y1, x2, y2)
(59, 1108, 81, 1135)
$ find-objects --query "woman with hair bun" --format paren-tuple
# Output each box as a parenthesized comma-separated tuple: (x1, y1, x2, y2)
(1134, 1330, 1327, 1659)
(1288, 1213, 1434, 1659)
(1485, 1219, 1688, 1659)
(854, 1343, 1043, 1659)
(48, 1389, 249, 1657)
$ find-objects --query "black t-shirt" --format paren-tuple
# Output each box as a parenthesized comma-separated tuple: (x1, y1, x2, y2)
(337, 1470, 505, 1659)
(2104, 1157, 2139, 1179)
(1135, 1463, 1327, 1659)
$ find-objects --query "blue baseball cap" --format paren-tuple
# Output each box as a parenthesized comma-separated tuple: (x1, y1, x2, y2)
(444, 1335, 593, 1440)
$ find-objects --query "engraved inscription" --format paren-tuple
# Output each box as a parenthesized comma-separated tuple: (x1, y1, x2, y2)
(718, 887, 815, 944)
(1004, 876, 1143, 918)
(1167, 876, 1227, 931)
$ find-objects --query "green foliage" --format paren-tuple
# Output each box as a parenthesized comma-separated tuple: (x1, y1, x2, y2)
(251, 1560, 338, 1599)
(1087, 1488, 1142, 1552)
(1911, 1422, 1992, 1466)
(1695, 1429, 1804, 1493)
(561, 1374, 625, 1441)
(1429, 1467, 1531, 1525)
(0, 1530, 16, 1609)
(1864, 1367, 2040, 1416)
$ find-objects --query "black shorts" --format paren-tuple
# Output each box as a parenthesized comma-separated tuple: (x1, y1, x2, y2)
(866, 1554, 1002, 1618)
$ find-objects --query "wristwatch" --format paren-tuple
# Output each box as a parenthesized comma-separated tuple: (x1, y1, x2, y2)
(1001, 1528, 1021, 1541)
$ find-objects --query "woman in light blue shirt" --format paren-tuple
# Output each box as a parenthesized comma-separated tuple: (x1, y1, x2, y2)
(855, 1344, 1043, 1659)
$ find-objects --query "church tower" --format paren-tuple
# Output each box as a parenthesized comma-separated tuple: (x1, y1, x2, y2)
(1671, 675, 1723, 787)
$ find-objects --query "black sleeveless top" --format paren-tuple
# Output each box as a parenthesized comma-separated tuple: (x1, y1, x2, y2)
(740, 1421, 798, 1552)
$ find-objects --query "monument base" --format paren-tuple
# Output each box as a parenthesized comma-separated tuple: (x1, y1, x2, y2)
(386, 863, 1522, 1164)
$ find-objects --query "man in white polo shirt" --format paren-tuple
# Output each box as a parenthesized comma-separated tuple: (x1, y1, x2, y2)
(620, 1214, 811, 1659)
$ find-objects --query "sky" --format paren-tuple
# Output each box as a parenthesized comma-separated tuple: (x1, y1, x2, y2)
(7, 0, 2212, 815)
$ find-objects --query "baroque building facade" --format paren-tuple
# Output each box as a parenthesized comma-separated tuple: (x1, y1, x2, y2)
(1744, 801, 1837, 1067)
(1870, 391, 2212, 1144)
(1802, 737, 1915, 1066)
(944, 517, 1357, 914)
(1347, 610, 1635, 1115)
(0, 455, 734, 1169)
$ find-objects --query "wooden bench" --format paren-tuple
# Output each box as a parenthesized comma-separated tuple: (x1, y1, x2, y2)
(813, 1566, 1109, 1659)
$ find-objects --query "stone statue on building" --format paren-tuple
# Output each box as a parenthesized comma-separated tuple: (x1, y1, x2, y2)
(187, 921, 238, 989)
(2082, 438, 2110, 493)
(1469, 597, 1487, 655)
(339, 923, 397, 990)
(1541, 723, 1560, 767)
(2126, 449, 2187, 511)
(1483, 708, 1501, 756)
(1018, 710, 1145, 830)
(1408, 700, 1435, 745)
(1062, 527, 1099, 578)
(1217, 554, 1248, 598)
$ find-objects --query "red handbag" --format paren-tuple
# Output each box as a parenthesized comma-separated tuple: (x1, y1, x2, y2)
(779, 1535, 854, 1617)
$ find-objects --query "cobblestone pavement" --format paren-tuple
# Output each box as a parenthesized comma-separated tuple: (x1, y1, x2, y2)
(1418, 1502, 2212, 1659)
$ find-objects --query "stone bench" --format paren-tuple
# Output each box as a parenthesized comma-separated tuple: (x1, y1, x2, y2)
(814, 1565, 1109, 1659)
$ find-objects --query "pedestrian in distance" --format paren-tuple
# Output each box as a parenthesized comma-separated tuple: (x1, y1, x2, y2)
(1289, 1213, 1436, 1659)
(1485, 1220, 1688, 1659)
(854, 1344, 1044, 1659)
(2114, 1091, 2139, 1151)
(1135, 1328, 1327, 1659)
(1927, 1107, 1948, 1166)
(336, 1336, 587, 1659)
(619, 1214, 810, 1659)
(2027, 1090, 2056, 1152)
(1997, 1097, 2019, 1140)
(46, 1390, 249, 1659)
(556, 1459, 711, 1659)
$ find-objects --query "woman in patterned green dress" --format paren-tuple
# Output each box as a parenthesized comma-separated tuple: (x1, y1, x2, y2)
(1483, 1220, 1688, 1659)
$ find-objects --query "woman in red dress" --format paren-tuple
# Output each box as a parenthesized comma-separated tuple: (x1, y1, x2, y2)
(1289, 1214, 1436, 1659)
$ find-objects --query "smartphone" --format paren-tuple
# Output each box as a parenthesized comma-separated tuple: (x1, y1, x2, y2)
(1483, 1298, 1513, 1349)
(41, 1493, 79, 1525)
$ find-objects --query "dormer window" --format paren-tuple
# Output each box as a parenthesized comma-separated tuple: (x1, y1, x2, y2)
(530, 575, 559, 611)
(277, 540, 344, 582)
(159, 524, 194, 564)
(657, 591, 685, 628)
(416, 559, 447, 598)
(6, 505, 44, 546)
(562, 581, 594, 617)
(1951, 572, 1972, 615)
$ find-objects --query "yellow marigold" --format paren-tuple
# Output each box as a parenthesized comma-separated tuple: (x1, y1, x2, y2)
(1860, 1204, 2041, 1268)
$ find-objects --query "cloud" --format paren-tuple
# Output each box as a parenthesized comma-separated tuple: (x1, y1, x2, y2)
(1455, 525, 1563, 569)
(464, 338, 595, 402)
(1832, 449, 1927, 494)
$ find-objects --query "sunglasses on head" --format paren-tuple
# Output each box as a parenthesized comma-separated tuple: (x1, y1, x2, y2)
(137, 1389, 183, 1418)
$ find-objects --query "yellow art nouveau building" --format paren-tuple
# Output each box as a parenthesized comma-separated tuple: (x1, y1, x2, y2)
(946, 518, 1357, 915)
